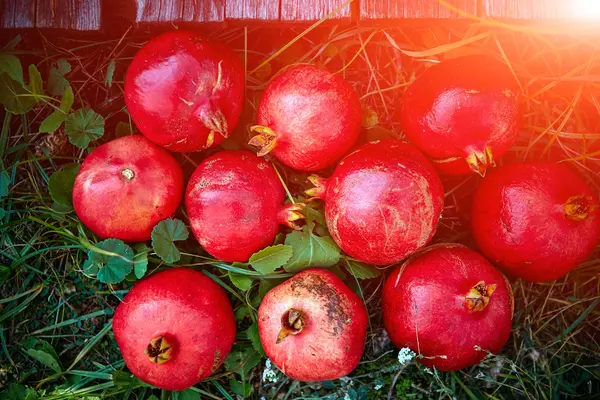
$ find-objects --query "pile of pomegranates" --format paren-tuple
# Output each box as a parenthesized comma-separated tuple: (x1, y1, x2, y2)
(63, 30, 600, 389)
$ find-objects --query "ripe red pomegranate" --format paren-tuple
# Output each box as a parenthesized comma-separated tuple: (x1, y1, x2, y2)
(72, 135, 183, 242)
(307, 140, 444, 265)
(186, 150, 304, 262)
(382, 244, 514, 371)
(401, 55, 520, 176)
(125, 30, 244, 152)
(250, 64, 361, 171)
(258, 269, 368, 381)
(471, 162, 600, 282)
(113, 268, 235, 390)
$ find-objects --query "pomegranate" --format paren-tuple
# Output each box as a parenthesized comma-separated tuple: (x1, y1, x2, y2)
(471, 162, 600, 282)
(258, 269, 368, 381)
(72, 135, 183, 242)
(382, 244, 514, 371)
(125, 30, 244, 152)
(186, 150, 304, 262)
(306, 140, 444, 265)
(250, 64, 361, 171)
(401, 55, 520, 176)
(113, 268, 235, 390)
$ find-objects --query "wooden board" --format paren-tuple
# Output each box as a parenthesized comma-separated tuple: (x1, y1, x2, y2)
(226, 0, 279, 21)
(134, 0, 225, 22)
(35, 0, 100, 30)
(360, 0, 477, 19)
(1, 0, 35, 28)
(280, 0, 352, 21)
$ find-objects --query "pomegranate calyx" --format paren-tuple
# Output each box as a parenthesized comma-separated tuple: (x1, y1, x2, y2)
(249, 125, 278, 157)
(120, 168, 135, 182)
(194, 100, 229, 140)
(564, 195, 597, 221)
(305, 175, 329, 201)
(276, 308, 305, 344)
(465, 147, 495, 177)
(145, 336, 173, 364)
(465, 281, 497, 312)
(277, 203, 305, 230)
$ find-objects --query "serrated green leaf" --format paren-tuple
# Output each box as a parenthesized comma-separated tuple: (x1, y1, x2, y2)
(151, 218, 189, 263)
(235, 306, 249, 321)
(0, 170, 9, 199)
(28, 64, 43, 102)
(224, 346, 262, 378)
(105, 60, 115, 88)
(84, 239, 133, 284)
(344, 259, 382, 279)
(0, 54, 24, 84)
(65, 108, 104, 149)
(20, 337, 62, 373)
(132, 243, 149, 279)
(229, 271, 253, 291)
(0, 73, 35, 114)
(48, 164, 80, 207)
(283, 226, 340, 272)
(115, 121, 133, 137)
(229, 379, 252, 398)
(248, 244, 293, 275)
(246, 322, 265, 356)
(48, 59, 71, 96)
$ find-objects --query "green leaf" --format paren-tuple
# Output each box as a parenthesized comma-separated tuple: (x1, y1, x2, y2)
(177, 389, 200, 400)
(112, 370, 151, 388)
(28, 64, 43, 102)
(224, 346, 262, 378)
(20, 337, 62, 373)
(0, 54, 24, 84)
(147, 396, 159, 400)
(2, 35, 22, 51)
(105, 60, 115, 88)
(0, 73, 35, 114)
(48, 164, 80, 207)
(235, 306, 249, 321)
(40, 86, 74, 133)
(0, 265, 10, 286)
(151, 218, 189, 263)
(229, 271, 253, 291)
(0, 170, 9, 198)
(248, 244, 293, 275)
(133, 243, 149, 279)
(83, 239, 134, 284)
(246, 322, 265, 356)
(229, 379, 252, 398)
(115, 121, 133, 137)
(1, 384, 37, 400)
(283, 226, 340, 272)
(258, 278, 282, 303)
(60, 85, 74, 112)
(65, 108, 105, 149)
(48, 59, 71, 96)
(344, 259, 382, 279)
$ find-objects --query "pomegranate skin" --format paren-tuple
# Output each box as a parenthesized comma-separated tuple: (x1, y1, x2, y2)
(252, 64, 361, 171)
(186, 150, 302, 262)
(309, 140, 444, 265)
(401, 55, 520, 176)
(72, 135, 183, 242)
(113, 268, 236, 390)
(471, 163, 600, 282)
(258, 269, 368, 381)
(382, 245, 514, 371)
(125, 30, 244, 152)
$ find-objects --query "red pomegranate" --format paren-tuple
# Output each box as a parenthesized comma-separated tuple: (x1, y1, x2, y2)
(250, 64, 361, 171)
(186, 150, 304, 262)
(382, 244, 514, 371)
(258, 269, 368, 381)
(306, 140, 444, 265)
(471, 162, 600, 282)
(72, 135, 183, 242)
(113, 268, 236, 390)
(401, 55, 520, 176)
(125, 30, 244, 152)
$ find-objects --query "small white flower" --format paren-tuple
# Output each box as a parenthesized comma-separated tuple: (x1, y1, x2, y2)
(262, 359, 279, 383)
(423, 367, 433, 375)
(397, 347, 416, 365)
(343, 394, 351, 400)
(374, 381, 384, 390)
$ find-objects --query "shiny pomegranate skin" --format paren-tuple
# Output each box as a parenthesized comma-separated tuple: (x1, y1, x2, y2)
(471, 162, 600, 282)
(113, 268, 236, 390)
(125, 30, 245, 152)
(258, 269, 368, 381)
(72, 135, 183, 242)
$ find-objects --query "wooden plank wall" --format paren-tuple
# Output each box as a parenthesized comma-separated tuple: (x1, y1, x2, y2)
(0, 0, 595, 29)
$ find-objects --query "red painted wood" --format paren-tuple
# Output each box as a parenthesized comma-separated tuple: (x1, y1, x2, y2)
(480, 0, 576, 19)
(226, 0, 279, 21)
(36, 0, 70, 28)
(72, 0, 101, 30)
(181, 0, 225, 22)
(360, 0, 477, 19)
(1, 0, 35, 28)
(280, 0, 351, 21)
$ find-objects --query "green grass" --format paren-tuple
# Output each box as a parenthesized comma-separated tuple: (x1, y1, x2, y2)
(1, 19, 600, 400)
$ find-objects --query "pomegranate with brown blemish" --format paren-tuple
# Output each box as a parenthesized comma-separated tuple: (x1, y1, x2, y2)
(258, 269, 368, 381)
(72, 135, 183, 242)
(382, 244, 514, 370)
(113, 268, 236, 390)
(250, 64, 361, 171)
(400, 55, 520, 176)
(471, 162, 600, 282)
(306, 140, 444, 266)
(186, 150, 304, 262)
(125, 30, 244, 152)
